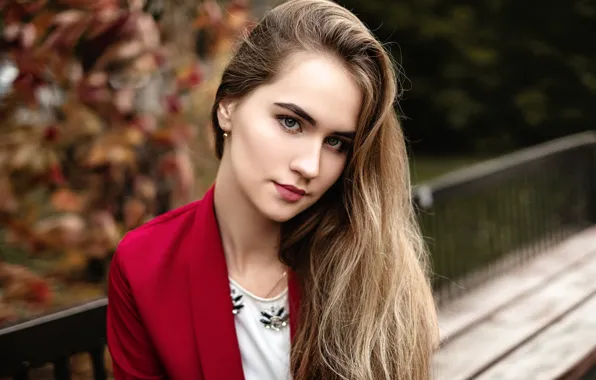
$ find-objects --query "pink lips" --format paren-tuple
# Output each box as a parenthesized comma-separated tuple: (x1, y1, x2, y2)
(274, 182, 306, 202)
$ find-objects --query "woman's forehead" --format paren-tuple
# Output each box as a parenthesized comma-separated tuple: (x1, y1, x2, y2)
(253, 52, 362, 133)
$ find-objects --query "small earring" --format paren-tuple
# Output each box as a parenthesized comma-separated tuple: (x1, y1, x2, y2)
(223, 132, 229, 138)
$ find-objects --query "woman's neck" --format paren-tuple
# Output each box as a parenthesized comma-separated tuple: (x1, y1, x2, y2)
(213, 165, 284, 279)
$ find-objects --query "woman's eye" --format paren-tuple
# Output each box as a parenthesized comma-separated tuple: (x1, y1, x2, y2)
(278, 116, 302, 132)
(326, 137, 344, 151)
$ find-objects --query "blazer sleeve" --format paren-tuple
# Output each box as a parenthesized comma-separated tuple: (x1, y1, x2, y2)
(107, 248, 166, 380)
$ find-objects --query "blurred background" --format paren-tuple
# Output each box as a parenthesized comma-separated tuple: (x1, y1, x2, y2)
(336, 0, 596, 182)
(0, 0, 595, 379)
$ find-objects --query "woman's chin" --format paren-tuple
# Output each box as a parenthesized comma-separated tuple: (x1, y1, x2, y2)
(259, 201, 304, 223)
(263, 209, 299, 223)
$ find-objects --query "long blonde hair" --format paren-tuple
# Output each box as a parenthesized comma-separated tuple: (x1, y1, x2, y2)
(211, 1, 439, 378)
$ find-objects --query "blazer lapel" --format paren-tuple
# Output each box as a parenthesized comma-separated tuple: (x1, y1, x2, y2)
(288, 270, 301, 342)
(187, 186, 245, 380)
(187, 185, 304, 379)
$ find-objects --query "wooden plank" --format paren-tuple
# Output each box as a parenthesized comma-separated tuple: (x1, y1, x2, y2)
(439, 227, 596, 343)
(475, 295, 596, 380)
(555, 349, 596, 380)
(432, 249, 596, 380)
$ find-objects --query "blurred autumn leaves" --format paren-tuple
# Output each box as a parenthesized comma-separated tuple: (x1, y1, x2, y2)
(0, 0, 252, 324)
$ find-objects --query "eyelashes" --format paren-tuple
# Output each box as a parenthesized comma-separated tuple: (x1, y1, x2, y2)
(275, 115, 352, 153)
(277, 116, 301, 133)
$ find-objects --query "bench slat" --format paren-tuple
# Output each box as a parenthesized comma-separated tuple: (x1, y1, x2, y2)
(439, 227, 596, 343)
(476, 295, 596, 380)
(433, 248, 596, 380)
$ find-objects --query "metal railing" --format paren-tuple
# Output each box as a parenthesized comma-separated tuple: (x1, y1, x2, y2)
(1, 132, 595, 378)
(414, 131, 596, 304)
(0, 298, 107, 379)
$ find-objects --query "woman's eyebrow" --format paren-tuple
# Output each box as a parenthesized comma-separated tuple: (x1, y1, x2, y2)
(274, 102, 317, 126)
(275, 102, 355, 137)
(332, 131, 355, 139)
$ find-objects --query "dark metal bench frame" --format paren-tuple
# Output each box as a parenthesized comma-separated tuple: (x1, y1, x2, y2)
(0, 299, 107, 379)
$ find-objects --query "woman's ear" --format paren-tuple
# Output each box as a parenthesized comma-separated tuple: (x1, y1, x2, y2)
(217, 99, 237, 133)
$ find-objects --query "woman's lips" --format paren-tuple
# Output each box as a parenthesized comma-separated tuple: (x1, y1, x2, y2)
(274, 182, 306, 202)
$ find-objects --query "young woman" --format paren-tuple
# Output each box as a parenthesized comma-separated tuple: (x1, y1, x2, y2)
(106, 0, 439, 379)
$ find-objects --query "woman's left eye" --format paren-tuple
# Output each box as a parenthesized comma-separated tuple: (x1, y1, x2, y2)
(277, 116, 302, 132)
(326, 137, 345, 151)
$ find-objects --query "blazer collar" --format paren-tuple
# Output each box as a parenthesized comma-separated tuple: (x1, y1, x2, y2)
(187, 184, 301, 380)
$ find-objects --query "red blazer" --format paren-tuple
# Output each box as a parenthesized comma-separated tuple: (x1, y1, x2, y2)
(107, 185, 301, 380)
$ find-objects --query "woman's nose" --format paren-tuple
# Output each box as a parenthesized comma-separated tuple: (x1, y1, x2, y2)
(289, 142, 322, 180)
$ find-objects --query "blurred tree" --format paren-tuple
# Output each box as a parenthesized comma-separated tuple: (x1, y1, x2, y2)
(0, 0, 249, 324)
(337, 0, 596, 154)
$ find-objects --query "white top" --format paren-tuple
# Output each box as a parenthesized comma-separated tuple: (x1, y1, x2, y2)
(229, 278, 292, 380)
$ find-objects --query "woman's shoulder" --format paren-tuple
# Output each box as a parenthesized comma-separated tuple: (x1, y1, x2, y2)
(114, 198, 205, 273)
(122, 200, 200, 246)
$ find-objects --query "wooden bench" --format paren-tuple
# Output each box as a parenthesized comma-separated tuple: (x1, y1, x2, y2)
(433, 226, 596, 380)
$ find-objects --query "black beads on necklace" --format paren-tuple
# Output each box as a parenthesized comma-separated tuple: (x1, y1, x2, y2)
(231, 288, 245, 315)
(260, 306, 289, 331)
(230, 286, 289, 331)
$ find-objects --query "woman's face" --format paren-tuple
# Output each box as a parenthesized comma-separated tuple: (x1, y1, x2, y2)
(217, 51, 362, 222)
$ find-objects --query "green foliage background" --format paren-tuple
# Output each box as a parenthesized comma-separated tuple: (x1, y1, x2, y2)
(337, 0, 596, 154)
